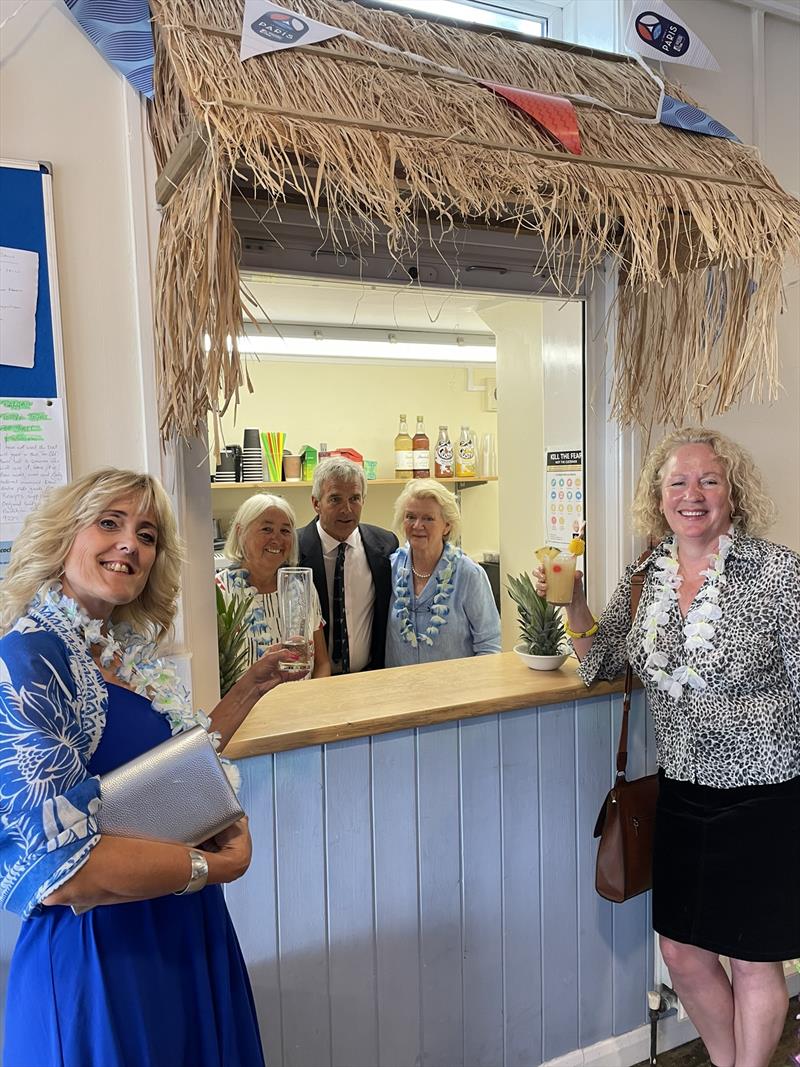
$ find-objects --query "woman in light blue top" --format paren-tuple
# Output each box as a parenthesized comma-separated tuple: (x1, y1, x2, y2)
(385, 479, 501, 667)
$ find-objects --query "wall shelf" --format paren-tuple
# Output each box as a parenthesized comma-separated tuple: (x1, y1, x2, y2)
(211, 476, 497, 493)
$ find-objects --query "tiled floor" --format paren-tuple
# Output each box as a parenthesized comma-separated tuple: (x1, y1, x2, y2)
(634, 996, 800, 1066)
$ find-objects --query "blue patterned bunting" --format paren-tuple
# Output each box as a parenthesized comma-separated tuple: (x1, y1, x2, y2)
(660, 94, 740, 142)
(63, 0, 154, 98)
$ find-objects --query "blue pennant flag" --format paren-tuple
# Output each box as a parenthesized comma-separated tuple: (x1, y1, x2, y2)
(63, 0, 154, 99)
(660, 94, 740, 142)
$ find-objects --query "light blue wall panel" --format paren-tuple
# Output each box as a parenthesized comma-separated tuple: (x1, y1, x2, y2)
(225, 754, 282, 1063)
(274, 745, 331, 1067)
(538, 701, 580, 1061)
(499, 709, 543, 1067)
(372, 730, 421, 1067)
(610, 695, 652, 1037)
(460, 716, 504, 1067)
(575, 694, 615, 1049)
(417, 723, 464, 1066)
(324, 738, 379, 1067)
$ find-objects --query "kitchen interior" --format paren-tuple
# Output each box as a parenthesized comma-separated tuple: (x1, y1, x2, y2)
(209, 269, 584, 650)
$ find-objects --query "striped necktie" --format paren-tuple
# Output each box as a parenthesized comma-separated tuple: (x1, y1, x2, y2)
(332, 542, 350, 674)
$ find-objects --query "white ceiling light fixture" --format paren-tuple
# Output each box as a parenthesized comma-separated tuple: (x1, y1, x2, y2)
(238, 323, 496, 364)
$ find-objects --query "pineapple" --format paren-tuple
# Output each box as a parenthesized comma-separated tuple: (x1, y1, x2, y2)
(506, 571, 567, 656)
(216, 586, 255, 696)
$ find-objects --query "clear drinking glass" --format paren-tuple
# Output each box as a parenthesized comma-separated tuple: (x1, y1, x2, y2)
(544, 550, 577, 606)
(277, 567, 314, 676)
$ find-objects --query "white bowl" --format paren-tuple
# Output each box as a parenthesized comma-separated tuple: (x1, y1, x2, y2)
(513, 644, 569, 671)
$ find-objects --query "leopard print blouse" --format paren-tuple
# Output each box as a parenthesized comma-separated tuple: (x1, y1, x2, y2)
(577, 532, 800, 787)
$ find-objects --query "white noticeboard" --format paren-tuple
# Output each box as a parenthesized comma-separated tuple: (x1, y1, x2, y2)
(545, 448, 583, 547)
(0, 398, 69, 573)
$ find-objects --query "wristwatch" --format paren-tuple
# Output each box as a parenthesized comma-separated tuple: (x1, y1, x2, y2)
(174, 848, 209, 896)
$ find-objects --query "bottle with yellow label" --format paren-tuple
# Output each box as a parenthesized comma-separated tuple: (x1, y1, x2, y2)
(394, 414, 413, 480)
(455, 425, 476, 477)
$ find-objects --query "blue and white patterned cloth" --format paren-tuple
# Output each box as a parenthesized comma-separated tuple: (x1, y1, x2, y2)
(0, 601, 108, 918)
(216, 566, 324, 669)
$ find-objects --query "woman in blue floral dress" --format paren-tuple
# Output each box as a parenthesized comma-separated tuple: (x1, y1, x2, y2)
(0, 468, 297, 1067)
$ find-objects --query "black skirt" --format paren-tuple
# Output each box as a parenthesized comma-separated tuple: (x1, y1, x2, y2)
(652, 770, 800, 962)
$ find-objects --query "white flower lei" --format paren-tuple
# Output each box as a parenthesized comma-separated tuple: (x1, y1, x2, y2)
(642, 528, 733, 702)
(41, 585, 218, 746)
(394, 543, 461, 648)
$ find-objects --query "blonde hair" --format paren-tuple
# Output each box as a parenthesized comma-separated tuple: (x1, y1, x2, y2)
(632, 427, 777, 539)
(224, 494, 299, 566)
(392, 479, 461, 543)
(0, 468, 183, 640)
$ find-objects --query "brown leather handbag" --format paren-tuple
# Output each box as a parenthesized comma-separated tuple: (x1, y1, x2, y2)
(593, 558, 659, 903)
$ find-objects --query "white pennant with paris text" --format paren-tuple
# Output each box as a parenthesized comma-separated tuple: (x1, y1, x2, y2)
(625, 0, 719, 71)
(241, 0, 343, 60)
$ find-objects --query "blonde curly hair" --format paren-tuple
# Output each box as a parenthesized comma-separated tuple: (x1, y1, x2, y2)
(0, 468, 184, 641)
(632, 428, 777, 539)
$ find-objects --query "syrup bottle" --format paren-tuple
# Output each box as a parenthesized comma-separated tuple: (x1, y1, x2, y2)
(394, 415, 413, 480)
(412, 416, 430, 478)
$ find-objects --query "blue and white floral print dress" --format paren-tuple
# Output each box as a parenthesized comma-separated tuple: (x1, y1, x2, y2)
(0, 599, 265, 1067)
(216, 565, 324, 667)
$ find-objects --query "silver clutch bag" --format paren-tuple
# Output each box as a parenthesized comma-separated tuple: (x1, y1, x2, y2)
(97, 725, 244, 846)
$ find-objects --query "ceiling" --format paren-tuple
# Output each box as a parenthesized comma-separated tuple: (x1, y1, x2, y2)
(240, 273, 505, 334)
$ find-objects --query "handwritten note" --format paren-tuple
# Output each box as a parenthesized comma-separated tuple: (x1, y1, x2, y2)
(0, 398, 67, 554)
(0, 247, 39, 369)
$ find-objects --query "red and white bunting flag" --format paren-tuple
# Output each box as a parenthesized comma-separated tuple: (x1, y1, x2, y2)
(479, 81, 582, 156)
(626, 0, 719, 71)
(241, 0, 343, 61)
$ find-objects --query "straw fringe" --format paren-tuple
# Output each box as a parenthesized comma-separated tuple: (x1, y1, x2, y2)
(148, 0, 800, 440)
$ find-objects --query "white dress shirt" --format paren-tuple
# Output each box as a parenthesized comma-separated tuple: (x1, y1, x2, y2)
(317, 520, 375, 673)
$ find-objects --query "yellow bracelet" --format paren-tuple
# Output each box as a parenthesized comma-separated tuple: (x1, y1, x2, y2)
(564, 618, 599, 640)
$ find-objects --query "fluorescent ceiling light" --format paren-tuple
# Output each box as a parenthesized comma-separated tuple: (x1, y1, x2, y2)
(231, 324, 496, 363)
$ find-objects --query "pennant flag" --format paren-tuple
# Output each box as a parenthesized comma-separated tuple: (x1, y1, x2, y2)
(626, 0, 719, 71)
(241, 0, 343, 60)
(479, 82, 582, 155)
(660, 94, 740, 142)
(62, 0, 154, 98)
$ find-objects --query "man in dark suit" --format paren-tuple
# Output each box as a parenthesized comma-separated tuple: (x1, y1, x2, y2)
(298, 457, 398, 673)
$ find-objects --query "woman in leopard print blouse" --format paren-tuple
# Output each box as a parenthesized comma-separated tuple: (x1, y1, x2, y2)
(536, 427, 799, 1067)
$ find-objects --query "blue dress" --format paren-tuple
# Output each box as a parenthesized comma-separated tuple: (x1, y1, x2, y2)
(3, 685, 265, 1067)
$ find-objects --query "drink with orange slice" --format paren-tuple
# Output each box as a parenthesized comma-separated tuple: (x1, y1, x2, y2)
(536, 537, 585, 606)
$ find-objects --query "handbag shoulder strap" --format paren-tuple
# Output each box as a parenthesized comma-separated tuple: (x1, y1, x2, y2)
(617, 548, 654, 777)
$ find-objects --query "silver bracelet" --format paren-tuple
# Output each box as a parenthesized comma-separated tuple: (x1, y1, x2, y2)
(174, 848, 209, 896)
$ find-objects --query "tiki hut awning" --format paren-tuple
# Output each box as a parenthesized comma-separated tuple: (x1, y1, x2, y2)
(148, 0, 800, 442)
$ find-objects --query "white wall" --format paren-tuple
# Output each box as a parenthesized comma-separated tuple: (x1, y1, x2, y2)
(619, 0, 800, 550)
(0, 0, 160, 474)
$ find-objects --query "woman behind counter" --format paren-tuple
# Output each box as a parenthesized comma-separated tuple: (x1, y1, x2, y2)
(385, 479, 500, 667)
(0, 468, 299, 1067)
(216, 493, 330, 678)
(539, 428, 799, 1067)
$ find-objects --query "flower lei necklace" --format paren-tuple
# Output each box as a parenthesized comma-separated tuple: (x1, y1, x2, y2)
(394, 543, 461, 647)
(41, 584, 214, 739)
(643, 528, 733, 701)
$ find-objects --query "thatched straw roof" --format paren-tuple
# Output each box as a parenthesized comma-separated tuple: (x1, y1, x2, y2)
(148, 0, 800, 442)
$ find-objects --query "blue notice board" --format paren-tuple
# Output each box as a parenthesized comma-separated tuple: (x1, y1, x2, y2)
(0, 160, 69, 575)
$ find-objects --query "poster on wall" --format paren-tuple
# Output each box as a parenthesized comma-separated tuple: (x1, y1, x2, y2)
(545, 449, 583, 548)
(0, 397, 68, 577)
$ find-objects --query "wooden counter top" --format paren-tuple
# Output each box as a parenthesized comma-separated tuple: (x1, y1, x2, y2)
(224, 653, 627, 760)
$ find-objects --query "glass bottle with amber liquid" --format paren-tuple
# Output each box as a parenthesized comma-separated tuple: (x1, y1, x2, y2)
(412, 416, 430, 478)
(394, 415, 414, 480)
